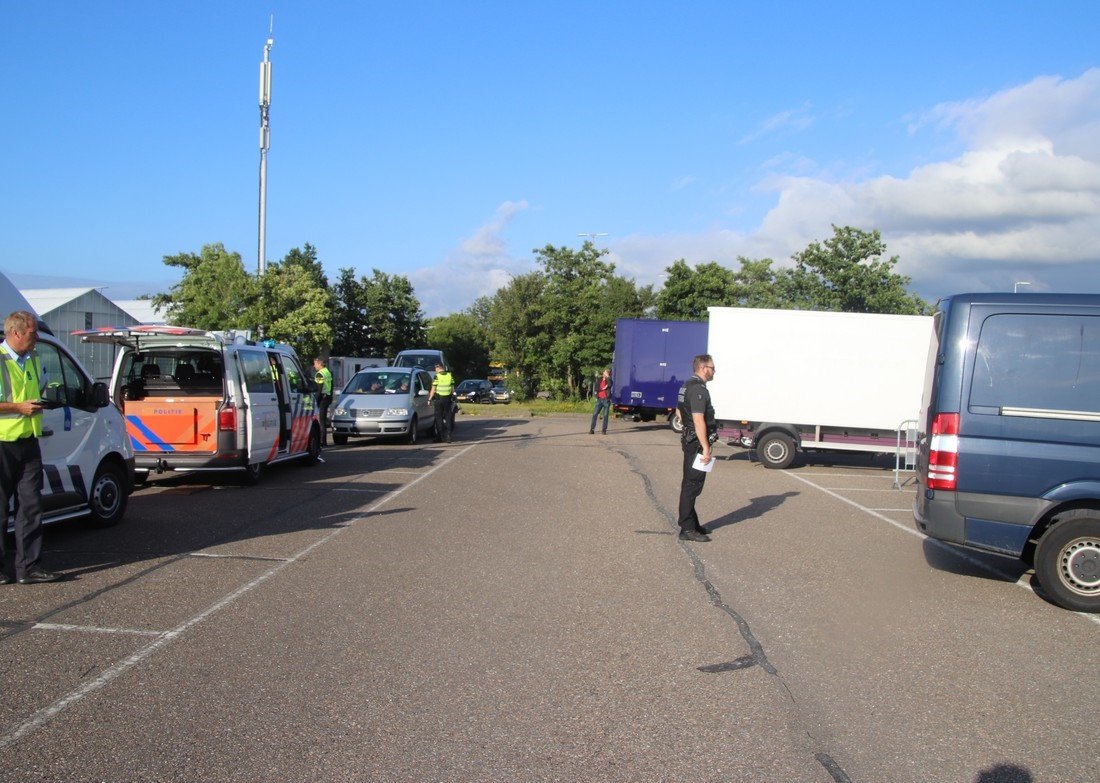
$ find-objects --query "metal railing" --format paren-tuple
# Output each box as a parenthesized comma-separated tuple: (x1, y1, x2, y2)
(894, 419, 918, 489)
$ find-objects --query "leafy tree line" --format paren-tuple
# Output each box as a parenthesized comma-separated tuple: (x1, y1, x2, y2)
(153, 226, 927, 399)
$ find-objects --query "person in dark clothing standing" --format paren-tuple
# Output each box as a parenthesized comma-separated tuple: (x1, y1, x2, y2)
(589, 368, 612, 435)
(676, 354, 717, 542)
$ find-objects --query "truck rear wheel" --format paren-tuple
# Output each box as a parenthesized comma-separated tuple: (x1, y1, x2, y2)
(1035, 511, 1100, 612)
(756, 432, 796, 469)
(670, 411, 684, 434)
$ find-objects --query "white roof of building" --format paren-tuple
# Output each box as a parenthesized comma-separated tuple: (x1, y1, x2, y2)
(113, 299, 168, 325)
(22, 288, 100, 315)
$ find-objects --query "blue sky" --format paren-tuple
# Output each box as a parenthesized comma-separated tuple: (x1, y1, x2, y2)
(2, 2, 1098, 315)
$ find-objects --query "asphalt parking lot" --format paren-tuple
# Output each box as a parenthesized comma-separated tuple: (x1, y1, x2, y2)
(0, 413, 1096, 782)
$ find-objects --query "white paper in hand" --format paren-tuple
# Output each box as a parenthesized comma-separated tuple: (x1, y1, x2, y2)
(692, 452, 714, 472)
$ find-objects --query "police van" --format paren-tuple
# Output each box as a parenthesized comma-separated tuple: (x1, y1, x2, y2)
(75, 326, 321, 484)
(0, 275, 134, 527)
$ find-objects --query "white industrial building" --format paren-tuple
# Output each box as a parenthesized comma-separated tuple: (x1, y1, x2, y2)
(20, 288, 163, 381)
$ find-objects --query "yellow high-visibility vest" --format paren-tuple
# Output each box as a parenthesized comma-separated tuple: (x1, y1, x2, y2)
(0, 353, 44, 440)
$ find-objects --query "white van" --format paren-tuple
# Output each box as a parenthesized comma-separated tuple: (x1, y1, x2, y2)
(0, 275, 135, 527)
(75, 326, 321, 483)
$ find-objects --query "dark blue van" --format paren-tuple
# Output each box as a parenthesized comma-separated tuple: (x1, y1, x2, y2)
(914, 293, 1100, 612)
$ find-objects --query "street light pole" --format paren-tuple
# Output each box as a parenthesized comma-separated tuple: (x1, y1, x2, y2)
(257, 22, 273, 276)
(577, 232, 609, 244)
(1014, 281, 1032, 293)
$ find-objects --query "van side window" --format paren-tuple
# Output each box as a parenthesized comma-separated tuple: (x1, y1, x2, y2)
(239, 351, 275, 394)
(35, 342, 87, 407)
(281, 356, 312, 394)
(971, 314, 1100, 413)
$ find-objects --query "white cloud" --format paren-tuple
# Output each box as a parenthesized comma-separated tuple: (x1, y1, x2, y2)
(615, 68, 1100, 299)
(738, 101, 815, 145)
(411, 70, 1100, 313)
(410, 200, 532, 317)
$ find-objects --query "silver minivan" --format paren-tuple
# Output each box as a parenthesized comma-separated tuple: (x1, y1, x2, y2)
(331, 367, 435, 445)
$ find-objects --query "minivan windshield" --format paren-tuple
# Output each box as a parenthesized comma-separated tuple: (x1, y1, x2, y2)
(393, 352, 441, 370)
(345, 370, 412, 395)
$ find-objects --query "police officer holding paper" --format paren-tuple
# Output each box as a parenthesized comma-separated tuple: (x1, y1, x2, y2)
(0, 311, 60, 584)
(675, 354, 717, 542)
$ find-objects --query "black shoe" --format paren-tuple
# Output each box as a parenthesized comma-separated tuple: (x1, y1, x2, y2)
(678, 530, 712, 542)
(589, 430, 594, 435)
(18, 569, 61, 584)
(0, 574, 13, 585)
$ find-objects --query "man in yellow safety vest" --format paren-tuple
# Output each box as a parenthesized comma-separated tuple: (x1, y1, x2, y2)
(0, 311, 60, 584)
(427, 362, 456, 442)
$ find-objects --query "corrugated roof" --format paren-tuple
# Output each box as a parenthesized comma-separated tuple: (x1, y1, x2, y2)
(113, 299, 168, 325)
(22, 288, 99, 314)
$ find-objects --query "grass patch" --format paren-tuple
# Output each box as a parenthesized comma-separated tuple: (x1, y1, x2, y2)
(458, 398, 591, 417)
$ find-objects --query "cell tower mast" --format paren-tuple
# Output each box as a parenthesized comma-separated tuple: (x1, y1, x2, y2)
(257, 19, 273, 275)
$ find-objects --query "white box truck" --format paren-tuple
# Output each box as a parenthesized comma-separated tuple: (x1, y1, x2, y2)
(706, 306, 933, 468)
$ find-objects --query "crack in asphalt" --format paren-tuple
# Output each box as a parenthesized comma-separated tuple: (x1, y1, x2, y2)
(613, 445, 855, 783)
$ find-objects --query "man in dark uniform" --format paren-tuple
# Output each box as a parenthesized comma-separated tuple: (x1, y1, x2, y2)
(676, 354, 717, 542)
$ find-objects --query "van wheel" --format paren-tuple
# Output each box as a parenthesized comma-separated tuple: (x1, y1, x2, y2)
(304, 427, 321, 465)
(88, 463, 128, 527)
(332, 433, 349, 446)
(756, 432, 796, 469)
(670, 411, 684, 434)
(405, 416, 418, 444)
(1035, 511, 1100, 612)
(243, 462, 264, 485)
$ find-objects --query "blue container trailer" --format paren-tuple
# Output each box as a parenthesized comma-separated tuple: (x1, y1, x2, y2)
(611, 319, 707, 430)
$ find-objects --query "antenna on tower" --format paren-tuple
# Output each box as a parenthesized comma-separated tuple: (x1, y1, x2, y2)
(257, 19, 274, 276)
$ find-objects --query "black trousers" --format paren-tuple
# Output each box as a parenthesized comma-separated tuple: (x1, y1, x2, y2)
(318, 394, 332, 444)
(677, 439, 708, 533)
(0, 437, 44, 579)
(433, 396, 453, 440)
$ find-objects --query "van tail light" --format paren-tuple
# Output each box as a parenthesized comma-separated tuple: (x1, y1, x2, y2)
(927, 413, 960, 491)
(218, 405, 238, 432)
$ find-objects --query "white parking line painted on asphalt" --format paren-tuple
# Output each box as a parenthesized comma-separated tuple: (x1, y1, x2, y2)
(0, 442, 480, 750)
(33, 623, 162, 637)
(782, 470, 1100, 628)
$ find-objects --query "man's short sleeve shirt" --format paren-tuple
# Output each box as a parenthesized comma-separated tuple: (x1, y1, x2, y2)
(684, 378, 712, 419)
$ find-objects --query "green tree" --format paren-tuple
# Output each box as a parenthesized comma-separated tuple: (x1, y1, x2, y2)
(251, 259, 334, 361)
(536, 242, 617, 396)
(363, 270, 426, 358)
(789, 226, 929, 314)
(329, 268, 426, 359)
(487, 272, 546, 398)
(427, 313, 490, 379)
(154, 243, 257, 329)
(655, 259, 738, 321)
(332, 268, 372, 356)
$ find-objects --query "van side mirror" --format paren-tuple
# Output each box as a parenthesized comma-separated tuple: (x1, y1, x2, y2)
(90, 382, 110, 408)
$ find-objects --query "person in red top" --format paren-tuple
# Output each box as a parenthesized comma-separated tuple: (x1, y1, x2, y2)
(589, 368, 612, 435)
